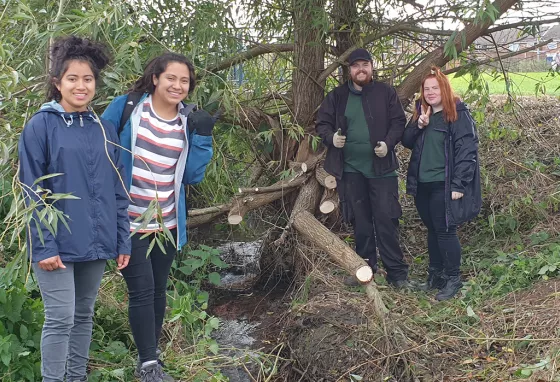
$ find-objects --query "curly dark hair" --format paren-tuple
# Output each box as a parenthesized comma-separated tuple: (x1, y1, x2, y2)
(46, 36, 111, 101)
(130, 52, 196, 95)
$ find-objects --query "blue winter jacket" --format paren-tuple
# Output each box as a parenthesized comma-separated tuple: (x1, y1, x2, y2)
(18, 101, 131, 263)
(101, 94, 213, 251)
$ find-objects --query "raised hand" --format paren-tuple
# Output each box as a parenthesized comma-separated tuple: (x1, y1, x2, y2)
(418, 104, 431, 129)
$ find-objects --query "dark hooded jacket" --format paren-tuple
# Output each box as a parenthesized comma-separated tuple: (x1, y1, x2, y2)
(402, 101, 482, 226)
(315, 80, 406, 179)
(18, 101, 131, 263)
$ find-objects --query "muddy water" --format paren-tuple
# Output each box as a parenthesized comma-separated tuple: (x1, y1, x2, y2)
(209, 280, 290, 381)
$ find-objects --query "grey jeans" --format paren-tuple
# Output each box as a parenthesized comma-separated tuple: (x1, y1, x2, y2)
(32, 259, 107, 382)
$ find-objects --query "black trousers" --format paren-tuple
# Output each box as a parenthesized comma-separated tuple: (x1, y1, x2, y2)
(415, 182, 461, 276)
(121, 229, 177, 363)
(343, 172, 409, 282)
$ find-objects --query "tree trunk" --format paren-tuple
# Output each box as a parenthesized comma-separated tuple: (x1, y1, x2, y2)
(292, 0, 327, 129)
(332, 0, 358, 83)
(292, 210, 388, 318)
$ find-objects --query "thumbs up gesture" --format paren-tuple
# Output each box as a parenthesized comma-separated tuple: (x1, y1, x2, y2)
(418, 105, 431, 129)
(333, 128, 346, 148)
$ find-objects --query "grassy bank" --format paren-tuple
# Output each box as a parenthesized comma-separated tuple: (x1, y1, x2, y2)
(450, 72, 560, 96)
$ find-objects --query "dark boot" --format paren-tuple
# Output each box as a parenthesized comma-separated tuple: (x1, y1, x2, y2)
(418, 267, 445, 291)
(435, 274, 463, 301)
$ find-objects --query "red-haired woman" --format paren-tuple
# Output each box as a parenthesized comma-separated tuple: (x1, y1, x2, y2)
(402, 66, 482, 301)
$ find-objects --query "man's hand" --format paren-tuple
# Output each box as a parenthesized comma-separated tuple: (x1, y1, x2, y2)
(418, 105, 431, 129)
(333, 131, 346, 148)
(374, 141, 388, 157)
(38, 255, 66, 271)
(452, 192, 464, 200)
(116, 254, 130, 270)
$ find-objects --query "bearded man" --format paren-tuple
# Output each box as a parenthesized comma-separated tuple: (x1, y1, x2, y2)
(315, 48, 413, 288)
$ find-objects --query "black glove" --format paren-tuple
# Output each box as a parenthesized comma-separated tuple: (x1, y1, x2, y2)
(187, 109, 215, 136)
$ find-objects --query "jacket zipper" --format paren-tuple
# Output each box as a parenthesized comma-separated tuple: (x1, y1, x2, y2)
(434, 125, 451, 231)
(80, 114, 84, 127)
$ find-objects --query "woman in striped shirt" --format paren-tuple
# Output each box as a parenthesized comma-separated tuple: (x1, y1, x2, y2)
(102, 53, 214, 382)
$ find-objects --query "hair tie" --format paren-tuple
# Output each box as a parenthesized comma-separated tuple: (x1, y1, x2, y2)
(430, 69, 436, 75)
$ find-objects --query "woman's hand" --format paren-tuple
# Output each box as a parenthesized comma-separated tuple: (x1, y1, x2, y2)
(452, 192, 464, 200)
(418, 105, 431, 129)
(116, 254, 130, 270)
(38, 255, 66, 271)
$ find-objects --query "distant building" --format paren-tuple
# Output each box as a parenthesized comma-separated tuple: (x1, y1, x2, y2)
(469, 23, 560, 69)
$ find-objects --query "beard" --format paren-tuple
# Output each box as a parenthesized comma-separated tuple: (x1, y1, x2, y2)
(350, 71, 373, 86)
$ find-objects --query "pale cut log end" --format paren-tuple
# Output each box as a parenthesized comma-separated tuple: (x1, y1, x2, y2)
(325, 176, 337, 189)
(355, 265, 373, 284)
(319, 201, 335, 214)
(228, 215, 243, 225)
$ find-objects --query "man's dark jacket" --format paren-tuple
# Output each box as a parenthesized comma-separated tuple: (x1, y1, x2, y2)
(315, 80, 407, 180)
(402, 101, 482, 226)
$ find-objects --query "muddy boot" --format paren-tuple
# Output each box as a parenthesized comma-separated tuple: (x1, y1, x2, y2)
(435, 275, 463, 301)
(157, 364, 175, 382)
(135, 349, 162, 378)
(388, 279, 419, 290)
(138, 362, 163, 382)
(418, 267, 445, 291)
(135, 350, 174, 382)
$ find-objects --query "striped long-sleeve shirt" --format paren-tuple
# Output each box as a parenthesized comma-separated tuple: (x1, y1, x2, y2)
(128, 96, 186, 232)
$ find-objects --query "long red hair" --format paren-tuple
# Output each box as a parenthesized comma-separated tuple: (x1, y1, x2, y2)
(412, 66, 460, 123)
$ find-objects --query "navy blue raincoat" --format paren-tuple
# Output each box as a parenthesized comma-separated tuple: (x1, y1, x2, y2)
(18, 101, 131, 263)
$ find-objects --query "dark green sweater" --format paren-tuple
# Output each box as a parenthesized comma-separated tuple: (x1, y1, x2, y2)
(343, 81, 397, 178)
(419, 111, 446, 183)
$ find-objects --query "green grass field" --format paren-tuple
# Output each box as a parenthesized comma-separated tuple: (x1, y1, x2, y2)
(449, 72, 560, 96)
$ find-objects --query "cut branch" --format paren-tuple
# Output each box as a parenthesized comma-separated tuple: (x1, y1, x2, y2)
(228, 188, 298, 225)
(237, 173, 308, 194)
(188, 204, 230, 217)
(319, 188, 338, 214)
(288, 161, 308, 173)
(315, 164, 337, 189)
(188, 211, 229, 229)
(292, 210, 388, 318)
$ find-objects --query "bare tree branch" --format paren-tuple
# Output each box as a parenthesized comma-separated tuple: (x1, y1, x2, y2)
(443, 38, 553, 76)
(396, 0, 520, 106)
(486, 17, 560, 34)
(206, 43, 294, 73)
(318, 22, 424, 83)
